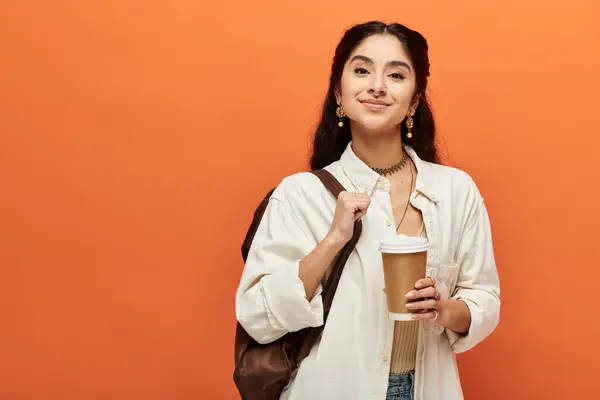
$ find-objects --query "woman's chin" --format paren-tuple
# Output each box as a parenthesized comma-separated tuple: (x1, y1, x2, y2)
(351, 118, 399, 135)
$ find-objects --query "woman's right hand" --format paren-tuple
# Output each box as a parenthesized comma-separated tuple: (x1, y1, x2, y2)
(326, 191, 371, 245)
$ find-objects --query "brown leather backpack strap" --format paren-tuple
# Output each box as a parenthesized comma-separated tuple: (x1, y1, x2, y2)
(241, 187, 276, 262)
(293, 169, 362, 366)
(311, 169, 347, 198)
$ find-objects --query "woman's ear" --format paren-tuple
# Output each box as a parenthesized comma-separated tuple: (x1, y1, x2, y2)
(410, 93, 422, 114)
(334, 86, 342, 106)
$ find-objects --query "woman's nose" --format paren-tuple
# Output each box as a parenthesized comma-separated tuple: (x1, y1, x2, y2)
(369, 76, 387, 96)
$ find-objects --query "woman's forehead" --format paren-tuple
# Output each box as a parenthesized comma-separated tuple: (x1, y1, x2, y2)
(349, 34, 410, 63)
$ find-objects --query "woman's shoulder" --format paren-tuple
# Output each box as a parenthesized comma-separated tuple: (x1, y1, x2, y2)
(420, 160, 483, 204)
(428, 161, 477, 185)
(270, 171, 328, 204)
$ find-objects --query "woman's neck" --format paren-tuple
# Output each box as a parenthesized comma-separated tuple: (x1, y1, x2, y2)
(350, 128, 405, 170)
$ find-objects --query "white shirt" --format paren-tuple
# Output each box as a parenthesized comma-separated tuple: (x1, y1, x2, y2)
(235, 143, 501, 400)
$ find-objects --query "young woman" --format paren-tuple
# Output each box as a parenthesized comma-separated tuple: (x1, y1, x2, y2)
(235, 21, 500, 400)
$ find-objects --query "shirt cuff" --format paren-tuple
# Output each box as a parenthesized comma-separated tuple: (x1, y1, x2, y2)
(445, 297, 491, 353)
(260, 260, 324, 332)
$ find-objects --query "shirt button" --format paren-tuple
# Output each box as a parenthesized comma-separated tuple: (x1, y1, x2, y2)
(377, 181, 386, 189)
(385, 220, 392, 227)
(383, 354, 389, 362)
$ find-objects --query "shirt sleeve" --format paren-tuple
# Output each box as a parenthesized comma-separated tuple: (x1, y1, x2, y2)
(446, 199, 501, 353)
(235, 193, 323, 345)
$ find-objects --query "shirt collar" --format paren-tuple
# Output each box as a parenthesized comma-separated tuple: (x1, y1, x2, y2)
(404, 146, 438, 203)
(339, 142, 438, 203)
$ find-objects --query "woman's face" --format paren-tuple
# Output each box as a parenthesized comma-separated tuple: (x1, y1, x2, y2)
(337, 34, 418, 134)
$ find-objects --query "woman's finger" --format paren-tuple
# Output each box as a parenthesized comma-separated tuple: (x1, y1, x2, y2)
(350, 191, 370, 199)
(354, 210, 367, 221)
(410, 310, 438, 321)
(350, 199, 370, 220)
(405, 299, 438, 311)
(344, 199, 370, 211)
(354, 203, 370, 219)
(405, 286, 437, 300)
(415, 276, 436, 289)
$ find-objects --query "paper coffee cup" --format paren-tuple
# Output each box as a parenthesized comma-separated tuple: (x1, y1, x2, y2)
(380, 235, 429, 321)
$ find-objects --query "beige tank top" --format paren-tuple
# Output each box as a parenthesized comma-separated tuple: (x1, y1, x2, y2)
(389, 222, 426, 374)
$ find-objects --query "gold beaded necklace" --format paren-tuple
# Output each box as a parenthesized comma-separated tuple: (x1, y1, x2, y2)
(370, 151, 409, 177)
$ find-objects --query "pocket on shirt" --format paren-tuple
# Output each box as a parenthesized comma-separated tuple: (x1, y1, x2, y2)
(436, 263, 459, 299)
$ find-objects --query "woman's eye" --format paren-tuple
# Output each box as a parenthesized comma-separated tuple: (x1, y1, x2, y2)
(389, 73, 405, 80)
(354, 68, 369, 75)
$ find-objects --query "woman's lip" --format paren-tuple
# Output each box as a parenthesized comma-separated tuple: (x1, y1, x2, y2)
(360, 99, 389, 105)
(361, 101, 389, 110)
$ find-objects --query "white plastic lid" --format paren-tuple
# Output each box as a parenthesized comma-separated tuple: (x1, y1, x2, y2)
(379, 235, 429, 254)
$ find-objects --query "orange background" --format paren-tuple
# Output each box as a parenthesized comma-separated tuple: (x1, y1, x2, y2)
(1, 1, 599, 399)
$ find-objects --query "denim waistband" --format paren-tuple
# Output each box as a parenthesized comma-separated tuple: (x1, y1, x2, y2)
(387, 371, 415, 400)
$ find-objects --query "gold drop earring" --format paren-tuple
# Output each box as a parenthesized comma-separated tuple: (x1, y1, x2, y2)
(406, 112, 414, 139)
(336, 106, 346, 128)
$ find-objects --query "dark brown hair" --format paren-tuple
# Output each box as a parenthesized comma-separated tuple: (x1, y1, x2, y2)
(310, 21, 439, 170)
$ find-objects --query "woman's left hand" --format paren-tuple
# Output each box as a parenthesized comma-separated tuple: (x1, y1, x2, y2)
(405, 276, 472, 334)
(405, 276, 444, 322)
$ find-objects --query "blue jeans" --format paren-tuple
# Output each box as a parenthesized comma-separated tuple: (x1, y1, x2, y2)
(386, 372, 414, 400)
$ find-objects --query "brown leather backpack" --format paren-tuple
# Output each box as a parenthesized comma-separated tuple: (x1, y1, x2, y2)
(233, 169, 362, 400)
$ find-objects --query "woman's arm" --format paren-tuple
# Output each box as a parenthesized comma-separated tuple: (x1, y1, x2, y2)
(236, 187, 370, 345)
(405, 180, 500, 349)
(445, 200, 500, 352)
(235, 195, 323, 345)
(300, 191, 370, 299)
